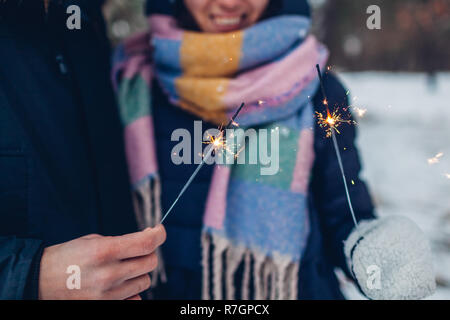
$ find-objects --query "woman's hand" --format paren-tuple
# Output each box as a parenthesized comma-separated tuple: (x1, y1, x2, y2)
(344, 216, 435, 300)
(38, 225, 166, 300)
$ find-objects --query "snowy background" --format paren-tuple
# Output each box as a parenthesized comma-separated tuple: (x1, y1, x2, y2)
(335, 72, 450, 300)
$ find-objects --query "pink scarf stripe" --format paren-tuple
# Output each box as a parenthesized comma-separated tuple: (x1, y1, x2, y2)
(124, 116, 159, 185)
(112, 31, 153, 90)
(223, 36, 328, 112)
(203, 165, 231, 230)
(290, 129, 315, 194)
(150, 15, 184, 41)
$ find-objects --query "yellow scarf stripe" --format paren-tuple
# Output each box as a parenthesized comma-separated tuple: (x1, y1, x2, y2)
(175, 31, 243, 121)
(178, 100, 229, 125)
(175, 77, 229, 121)
(179, 31, 243, 77)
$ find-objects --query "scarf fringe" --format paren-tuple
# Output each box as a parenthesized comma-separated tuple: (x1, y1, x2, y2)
(225, 244, 245, 299)
(202, 233, 299, 300)
(132, 176, 167, 287)
(132, 180, 300, 299)
(201, 233, 211, 300)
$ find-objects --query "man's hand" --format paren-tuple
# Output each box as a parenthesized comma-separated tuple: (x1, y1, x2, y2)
(38, 225, 166, 300)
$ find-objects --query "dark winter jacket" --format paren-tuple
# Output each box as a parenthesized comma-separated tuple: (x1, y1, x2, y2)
(148, 0, 376, 300)
(0, 0, 137, 299)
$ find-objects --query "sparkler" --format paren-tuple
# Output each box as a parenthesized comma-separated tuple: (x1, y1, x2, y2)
(160, 103, 245, 224)
(315, 64, 359, 230)
(315, 107, 355, 138)
(203, 129, 245, 161)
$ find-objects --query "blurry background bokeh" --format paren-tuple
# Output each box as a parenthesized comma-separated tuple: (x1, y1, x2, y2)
(102, 0, 450, 299)
(103, 0, 450, 73)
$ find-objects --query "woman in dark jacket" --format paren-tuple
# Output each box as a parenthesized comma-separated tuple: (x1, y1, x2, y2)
(114, 0, 375, 300)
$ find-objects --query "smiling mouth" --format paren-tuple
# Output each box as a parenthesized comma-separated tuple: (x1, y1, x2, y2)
(209, 14, 248, 31)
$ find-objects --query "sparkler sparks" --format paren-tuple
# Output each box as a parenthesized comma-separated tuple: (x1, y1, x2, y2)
(204, 131, 225, 148)
(203, 125, 244, 161)
(352, 106, 367, 118)
(315, 108, 355, 138)
(428, 152, 444, 165)
(160, 103, 246, 224)
(445, 173, 450, 179)
(316, 64, 360, 231)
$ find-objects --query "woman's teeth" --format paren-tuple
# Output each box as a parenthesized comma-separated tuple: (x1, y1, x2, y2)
(214, 16, 241, 26)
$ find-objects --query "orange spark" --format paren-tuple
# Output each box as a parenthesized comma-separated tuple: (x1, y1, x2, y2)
(316, 108, 355, 138)
(204, 129, 237, 160)
(352, 106, 367, 118)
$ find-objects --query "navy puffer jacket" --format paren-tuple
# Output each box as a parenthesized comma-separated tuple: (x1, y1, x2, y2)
(0, 0, 137, 299)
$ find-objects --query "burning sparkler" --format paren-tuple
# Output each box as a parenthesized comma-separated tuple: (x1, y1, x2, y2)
(316, 107, 355, 138)
(160, 103, 246, 224)
(203, 122, 244, 161)
(315, 64, 359, 230)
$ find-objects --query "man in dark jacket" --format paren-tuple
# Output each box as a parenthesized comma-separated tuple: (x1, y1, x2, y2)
(0, 0, 165, 299)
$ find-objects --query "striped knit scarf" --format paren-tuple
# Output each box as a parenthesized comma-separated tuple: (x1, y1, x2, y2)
(113, 14, 328, 300)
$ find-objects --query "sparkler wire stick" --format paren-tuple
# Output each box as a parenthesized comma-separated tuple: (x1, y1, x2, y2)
(316, 65, 359, 230)
(160, 103, 246, 224)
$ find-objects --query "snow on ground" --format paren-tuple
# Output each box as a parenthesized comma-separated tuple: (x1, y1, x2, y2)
(335, 72, 450, 300)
